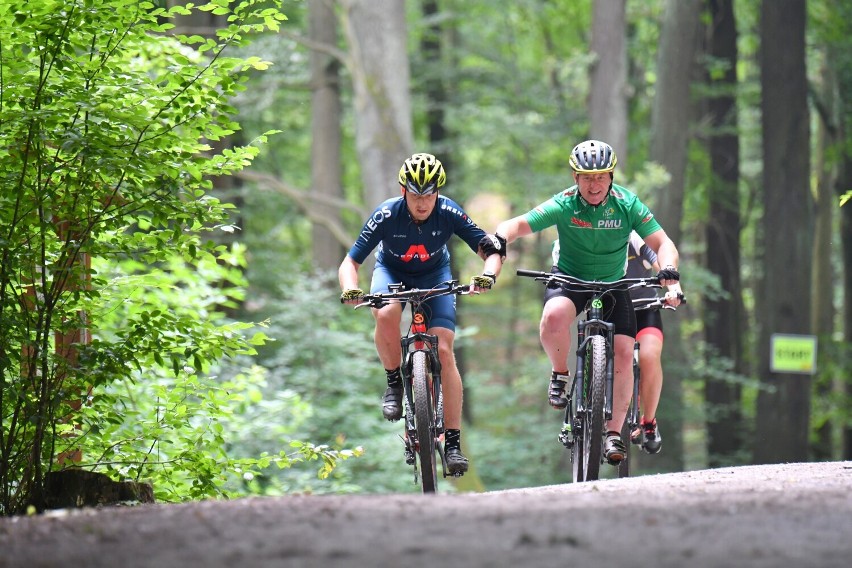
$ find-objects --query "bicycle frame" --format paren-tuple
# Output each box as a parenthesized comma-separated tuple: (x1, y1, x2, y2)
(395, 283, 446, 472)
(568, 292, 620, 482)
(517, 269, 663, 483)
(617, 293, 684, 479)
(356, 280, 470, 492)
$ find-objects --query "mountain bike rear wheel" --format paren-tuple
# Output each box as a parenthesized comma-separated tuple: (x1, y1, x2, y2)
(618, 348, 641, 479)
(412, 350, 438, 493)
(618, 421, 631, 478)
(581, 334, 607, 481)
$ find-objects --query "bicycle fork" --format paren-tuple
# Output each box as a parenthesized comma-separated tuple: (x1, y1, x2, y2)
(559, 313, 616, 450)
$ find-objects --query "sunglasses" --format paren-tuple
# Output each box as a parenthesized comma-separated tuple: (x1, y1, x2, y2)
(405, 180, 439, 195)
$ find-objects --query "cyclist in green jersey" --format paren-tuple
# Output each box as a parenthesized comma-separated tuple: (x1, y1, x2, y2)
(550, 231, 685, 455)
(486, 140, 681, 464)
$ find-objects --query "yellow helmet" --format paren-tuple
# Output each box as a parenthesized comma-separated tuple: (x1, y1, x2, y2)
(398, 153, 446, 195)
(568, 140, 618, 173)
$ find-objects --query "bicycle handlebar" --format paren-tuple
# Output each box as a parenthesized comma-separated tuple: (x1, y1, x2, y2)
(354, 280, 472, 310)
(518, 269, 688, 319)
(633, 293, 687, 312)
(516, 269, 663, 292)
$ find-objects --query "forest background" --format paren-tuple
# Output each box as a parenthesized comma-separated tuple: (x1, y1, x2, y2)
(1, 0, 851, 514)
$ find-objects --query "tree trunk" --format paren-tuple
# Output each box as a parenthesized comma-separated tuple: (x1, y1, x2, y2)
(838, 133, 852, 461)
(645, 0, 702, 474)
(827, 10, 852, 461)
(650, 0, 702, 238)
(340, 0, 413, 204)
(754, 0, 812, 464)
(703, 0, 745, 467)
(809, 54, 840, 461)
(309, 0, 346, 271)
(170, 1, 245, 314)
(421, 0, 469, 420)
(841, 166, 852, 460)
(589, 0, 628, 171)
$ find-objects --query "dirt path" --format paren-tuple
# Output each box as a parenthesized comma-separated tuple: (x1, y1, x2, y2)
(1, 461, 851, 568)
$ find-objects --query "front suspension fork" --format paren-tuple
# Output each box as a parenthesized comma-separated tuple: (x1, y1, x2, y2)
(399, 334, 445, 450)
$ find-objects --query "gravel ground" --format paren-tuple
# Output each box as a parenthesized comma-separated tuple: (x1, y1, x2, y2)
(1, 461, 851, 568)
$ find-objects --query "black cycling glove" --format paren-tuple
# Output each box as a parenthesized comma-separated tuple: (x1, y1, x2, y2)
(478, 233, 507, 260)
(656, 267, 680, 282)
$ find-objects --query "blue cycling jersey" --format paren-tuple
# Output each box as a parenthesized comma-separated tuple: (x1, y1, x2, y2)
(347, 195, 486, 275)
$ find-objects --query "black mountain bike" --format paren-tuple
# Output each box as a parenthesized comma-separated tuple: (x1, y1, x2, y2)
(355, 280, 472, 493)
(616, 293, 686, 479)
(517, 269, 665, 483)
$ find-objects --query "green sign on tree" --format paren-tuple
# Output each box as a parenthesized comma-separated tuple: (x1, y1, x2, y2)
(770, 334, 817, 375)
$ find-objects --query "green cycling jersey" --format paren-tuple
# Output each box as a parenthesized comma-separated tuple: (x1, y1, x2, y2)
(524, 183, 662, 281)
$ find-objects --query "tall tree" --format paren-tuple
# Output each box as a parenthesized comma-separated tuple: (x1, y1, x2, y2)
(802, 4, 852, 462)
(650, 0, 703, 238)
(703, 0, 745, 466)
(589, 0, 629, 170)
(825, 0, 852, 461)
(842, 157, 852, 461)
(340, 0, 413, 204)
(809, 42, 841, 460)
(418, 0, 486, 492)
(646, 0, 703, 473)
(309, 0, 346, 270)
(754, 0, 813, 464)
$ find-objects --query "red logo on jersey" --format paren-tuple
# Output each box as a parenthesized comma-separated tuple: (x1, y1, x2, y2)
(402, 244, 430, 262)
(571, 217, 592, 228)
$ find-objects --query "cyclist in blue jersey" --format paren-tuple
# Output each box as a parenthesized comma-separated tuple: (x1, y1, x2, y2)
(338, 153, 505, 475)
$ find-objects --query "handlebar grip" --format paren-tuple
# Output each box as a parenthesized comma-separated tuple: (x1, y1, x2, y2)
(516, 269, 548, 278)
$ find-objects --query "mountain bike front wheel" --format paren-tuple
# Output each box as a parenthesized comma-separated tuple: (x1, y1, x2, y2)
(581, 334, 607, 481)
(412, 350, 438, 493)
(569, 392, 585, 483)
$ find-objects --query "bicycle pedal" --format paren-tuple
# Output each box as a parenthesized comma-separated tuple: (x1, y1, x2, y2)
(398, 433, 416, 465)
(404, 449, 415, 466)
(558, 428, 574, 449)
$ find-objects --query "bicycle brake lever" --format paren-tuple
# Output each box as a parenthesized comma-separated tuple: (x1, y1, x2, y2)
(354, 299, 384, 309)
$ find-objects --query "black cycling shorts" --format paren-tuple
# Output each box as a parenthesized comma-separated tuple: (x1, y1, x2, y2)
(542, 268, 637, 338)
(635, 307, 663, 335)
